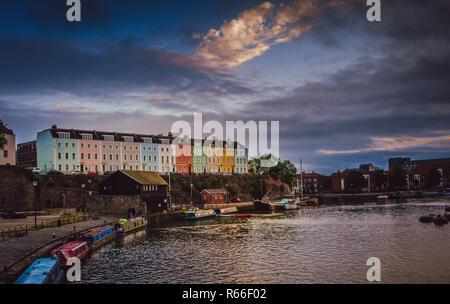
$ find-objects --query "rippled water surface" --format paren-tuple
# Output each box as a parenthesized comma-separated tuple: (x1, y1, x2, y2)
(81, 199, 450, 283)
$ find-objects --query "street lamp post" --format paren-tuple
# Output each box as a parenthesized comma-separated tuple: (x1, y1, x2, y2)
(168, 172, 172, 209)
(32, 181, 38, 229)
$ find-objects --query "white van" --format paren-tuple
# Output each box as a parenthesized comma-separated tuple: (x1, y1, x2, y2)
(26, 167, 41, 174)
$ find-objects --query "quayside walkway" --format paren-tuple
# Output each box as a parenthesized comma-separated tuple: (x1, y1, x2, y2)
(0, 215, 117, 270)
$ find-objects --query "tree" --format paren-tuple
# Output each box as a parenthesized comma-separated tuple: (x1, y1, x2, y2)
(346, 170, 366, 192)
(388, 166, 407, 190)
(250, 154, 297, 187)
(373, 170, 387, 191)
(425, 168, 441, 189)
(0, 119, 8, 150)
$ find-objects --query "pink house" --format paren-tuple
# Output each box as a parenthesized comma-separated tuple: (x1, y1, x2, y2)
(78, 136, 101, 173)
(0, 128, 15, 166)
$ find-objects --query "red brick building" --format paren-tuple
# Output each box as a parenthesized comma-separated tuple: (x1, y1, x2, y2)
(298, 172, 331, 194)
(390, 157, 450, 190)
(331, 164, 384, 193)
(201, 189, 229, 204)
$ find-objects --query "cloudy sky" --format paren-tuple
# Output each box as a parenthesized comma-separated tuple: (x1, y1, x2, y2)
(1, 0, 449, 174)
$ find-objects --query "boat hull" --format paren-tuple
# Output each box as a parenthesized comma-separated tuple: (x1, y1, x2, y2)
(253, 200, 274, 212)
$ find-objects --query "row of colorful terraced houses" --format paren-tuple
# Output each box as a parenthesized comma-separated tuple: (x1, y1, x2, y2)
(35, 125, 248, 175)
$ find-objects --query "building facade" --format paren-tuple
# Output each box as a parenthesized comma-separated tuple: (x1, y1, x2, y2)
(176, 143, 192, 174)
(17, 140, 37, 167)
(36, 126, 248, 175)
(0, 128, 15, 166)
(192, 140, 207, 174)
(234, 143, 248, 174)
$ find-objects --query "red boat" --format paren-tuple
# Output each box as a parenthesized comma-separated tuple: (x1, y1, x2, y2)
(235, 214, 251, 217)
(51, 241, 90, 266)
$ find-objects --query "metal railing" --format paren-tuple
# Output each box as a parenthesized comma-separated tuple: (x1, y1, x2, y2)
(0, 215, 89, 241)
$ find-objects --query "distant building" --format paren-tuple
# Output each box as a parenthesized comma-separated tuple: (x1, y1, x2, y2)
(99, 170, 169, 212)
(0, 128, 15, 166)
(36, 126, 248, 175)
(16, 140, 37, 167)
(389, 157, 450, 189)
(359, 163, 380, 172)
(298, 172, 331, 194)
(201, 189, 229, 204)
(331, 165, 385, 193)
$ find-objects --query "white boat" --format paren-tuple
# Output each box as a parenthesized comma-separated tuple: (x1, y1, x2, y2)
(283, 198, 298, 210)
(217, 206, 238, 215)
(185, 208, 216, 220)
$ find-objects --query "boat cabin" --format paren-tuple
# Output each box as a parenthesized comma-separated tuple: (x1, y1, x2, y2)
(51, 241, 90, 266)
(14, 258, 64, 284)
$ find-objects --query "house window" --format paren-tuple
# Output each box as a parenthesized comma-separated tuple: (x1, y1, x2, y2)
(81, 143, 84, 148)
(135, 155, 139, 161)
(66, 164, 69, 171)
(95, 154, 98, 160)
(88, 153, 91, 160)
(72, 143, 76, 148)
(57, 132, 70, 139)
(124, 154, 127, 160)
(58, 152, 62, 160)
(3, 150, 7, 158)
(87, 144, 91, 148)
(116, 154, 119, 161)
(103, 135, 114, 141)
(123, 136, 133, 142)
(58, 164, 62, 171)
(65, 153, 69, 160)
(72, 153, 76, 160)
(58, 142, 61, 148)
(81, 153, 84, 160)
(65, 143, 69, 148)
(103, 154, 106, 160)
(81, 133, 93, 140)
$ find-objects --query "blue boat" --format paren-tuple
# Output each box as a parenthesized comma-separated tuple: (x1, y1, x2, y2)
(81, 225, 116, 249)
(14, 258, 65, 284)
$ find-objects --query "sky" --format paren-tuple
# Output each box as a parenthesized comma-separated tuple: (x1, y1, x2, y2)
(0, 0, 449, 174)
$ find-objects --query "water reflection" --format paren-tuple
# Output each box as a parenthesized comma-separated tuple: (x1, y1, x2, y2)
(80, 199, 450, 284)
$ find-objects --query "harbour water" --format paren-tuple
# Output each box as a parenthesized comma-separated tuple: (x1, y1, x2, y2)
(80, 199, 450, 284)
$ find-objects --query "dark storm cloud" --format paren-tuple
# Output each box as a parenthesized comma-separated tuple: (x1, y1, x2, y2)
(0, 36, 254, 97)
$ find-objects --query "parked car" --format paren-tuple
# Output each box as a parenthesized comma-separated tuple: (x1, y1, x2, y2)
(2, 211, 27, 219)
(231, 197, 241, 203)
(26, 167, 41, 174)
(103, 171, 116, 176)
(47, 170, 63, 176)
(68, 170, 83, 175)
(86, 171, 99, 176)
(243, 173, 252, 176)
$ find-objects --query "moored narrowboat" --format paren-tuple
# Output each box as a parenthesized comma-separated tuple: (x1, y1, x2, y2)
(114, 216, 147, 235)
(81, 225, 116, 249)
(51, 241, 90, 266)
(14, 258, 65, 284)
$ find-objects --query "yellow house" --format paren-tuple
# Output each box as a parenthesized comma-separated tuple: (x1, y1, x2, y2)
(220, 145, 235, 174)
